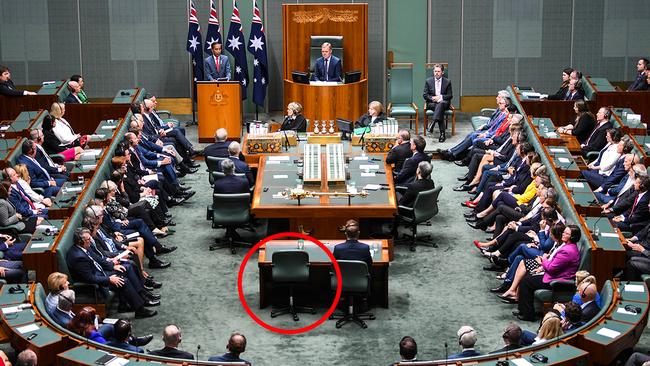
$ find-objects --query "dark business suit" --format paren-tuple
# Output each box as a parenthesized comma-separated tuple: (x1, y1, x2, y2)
(423, 76, 453, 134)
(628, 72, 649, 91)
(34, 145, 69, 180)
(571, 113, 597, 144)
(280, 114, 307, 132)
(581, 121, 612, 157)
(615, 192, 650, 233)
(564, 89, 584, 101)
(213, 175, 250, 194)
(449, 349, 482, 359)
(218, 157, 254, 186)
(204, 54, 231, 81)
(311, 55, 342, 82)
(596, 155, 626, 192)
(333, 239, 373, 269)
(150, 347, 194, 360)
(354, 113, 386, 128)
(398, 178, 435, 207)
(394, 152, 430, 186)
(0, 79, 26, 97)
(208, 353, 249, 364)
(17, 155, 61, 197)
(65, 93, 81, 104)
(580, 301, 600, 323)
(66, 244, 145, 310)
(546, 85, 568, 100)
(385, 142, 412, 172)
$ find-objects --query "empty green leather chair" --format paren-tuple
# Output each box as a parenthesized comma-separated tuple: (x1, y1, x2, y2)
(207, 193, 253, 253)
(205, 156, 227, 185)
(270, 250, 315, 321)
(388, 63, 419, 133)
(394, 186, 442, 251)
(329, 260, 375, 329)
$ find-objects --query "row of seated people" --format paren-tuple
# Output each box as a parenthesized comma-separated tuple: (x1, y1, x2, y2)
(44, 272, 250, 363)
(392, 274, 602, 364)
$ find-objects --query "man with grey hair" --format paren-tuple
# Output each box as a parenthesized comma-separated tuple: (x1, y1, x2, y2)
(65, 81, 83, 104)
(214, 159, 249, 194)
(222, 141, 254, 186)
(386, 129, 412, 171)
(398, 161, 435, 207)
(50, 289, 76, 327)
(599, 162, 646, 208)
(149, 325, 193, 360)
(16, 350, 37, 366)
(449, 326, 481, 359)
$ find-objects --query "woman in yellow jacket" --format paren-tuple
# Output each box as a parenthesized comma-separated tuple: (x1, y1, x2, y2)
(475, 163, 545, 219)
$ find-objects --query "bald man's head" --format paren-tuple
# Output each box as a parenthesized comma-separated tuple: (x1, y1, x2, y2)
(162, 325, 182, 347)
(226, 332, 247, 356)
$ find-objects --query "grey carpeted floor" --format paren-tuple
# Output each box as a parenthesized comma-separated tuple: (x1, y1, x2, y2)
(118, 114, 649, 366)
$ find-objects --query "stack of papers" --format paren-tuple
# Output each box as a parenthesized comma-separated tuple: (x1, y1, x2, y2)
(363, 184, 381, 190)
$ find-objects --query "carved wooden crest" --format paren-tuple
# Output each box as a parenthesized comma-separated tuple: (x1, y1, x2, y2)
(292, 8, 358, 23)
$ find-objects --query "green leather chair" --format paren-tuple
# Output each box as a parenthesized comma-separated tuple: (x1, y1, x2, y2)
(309, 36, 343, 73)
(642, 274, 650, 290)
(394, 186, 442, 252)
(423, 63, 456, 136)
(205, 156, 227, 185)
(388, 63, 419, 133)
(270, 250, 316, 321)
(471, 108, 497, 131)
(207, 193, 253, 253)
(329, 260, 375, 329)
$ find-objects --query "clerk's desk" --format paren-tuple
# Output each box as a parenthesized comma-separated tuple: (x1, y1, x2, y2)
(251, 150, 397, 239)
(258, 239, 389, 308)
(283, 79, 367, 123)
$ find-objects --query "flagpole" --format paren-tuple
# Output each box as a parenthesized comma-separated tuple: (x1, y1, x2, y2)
(186, 0, 198, 126)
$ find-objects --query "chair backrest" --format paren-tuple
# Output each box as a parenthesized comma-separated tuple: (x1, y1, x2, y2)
(271, 250, 310, 283)
(413, 186, 442, 224)
(388, 63, 414, 105)
(331, 260, 370, 293)
(425, 62, 449, 79)
(310, 36, 343, 71)
(206, 156, 226, 172)
(212, 193, 250, 226)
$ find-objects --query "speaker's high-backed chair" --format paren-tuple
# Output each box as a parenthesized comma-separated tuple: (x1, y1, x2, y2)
(309, 36, 343, 72)
(388, 63, 419, 133)
(423, 62, 456, 136)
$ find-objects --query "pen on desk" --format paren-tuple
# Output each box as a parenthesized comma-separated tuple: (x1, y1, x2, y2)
(26, 333, 37, 340)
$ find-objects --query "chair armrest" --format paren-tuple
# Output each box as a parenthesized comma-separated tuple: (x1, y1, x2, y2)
(18, 234, 32, 242)
(585, 151, 600, 159)
(410, 102, 419, 111)
(70, 282, 102, 303)
(395, 185, 408, 193)
(64, 161, 75, 172)
(549, 280, 576, 292)
(206, 205, 214, 221)
(397, 205, 414, 217)
(480, 108, 496, 117)
(157, 110, 172, 118)
(32, 187, 44, 194)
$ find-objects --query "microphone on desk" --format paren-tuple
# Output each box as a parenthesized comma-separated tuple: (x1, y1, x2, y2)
(120, 91, 130, 96)
(444, 342, 448, 365)
(591, 215, 603, 241)
(195, 344, 201, 364)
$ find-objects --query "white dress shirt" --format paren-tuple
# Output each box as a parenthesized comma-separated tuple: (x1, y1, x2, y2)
(52, 117, 78, 146)
(598, 144, 621, 176)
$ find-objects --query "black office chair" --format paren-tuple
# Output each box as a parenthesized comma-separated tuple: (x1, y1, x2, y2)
(393, 186, 442, 251)
(206, 193, 254, 254)
(205, 156, 227, 185)
(270, 250, 316, 321)
(329, 260, 375, 329)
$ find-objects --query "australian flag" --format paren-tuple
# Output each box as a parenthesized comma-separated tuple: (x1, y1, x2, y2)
(247, 0, 268, 106)
(205, 0, 222, 53)
(225, 0, 249, 100)
(186, 0, 204, 81)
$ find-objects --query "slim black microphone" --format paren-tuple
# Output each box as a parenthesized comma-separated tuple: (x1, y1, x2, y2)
(196, 344, 201, 363)
(444, 342, 448, 365)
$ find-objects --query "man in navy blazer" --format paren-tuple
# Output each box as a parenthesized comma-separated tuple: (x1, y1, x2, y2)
(208, 333, 250, 365)
(423, 63, 453, 141)
(204, 43, 231, 81)
(311, 42, 342, 82)
(17, 140, 63, 197)
(612, 176, 650, 233)
(203, 128, 245, 160)
(333, 220, 372, 269)
(449, 326, 482, 360)
(581, 107, 613, 157)
(28, 130, 70, 180)
(0, 65, 36, 96)
(394, 135, 430, 186)
(216, 142, 254, 187)
(66, 228, 157, 318)
(214, 160, 250, 194)
(64, 81, 83, 104)
(385, 130, 412, 172)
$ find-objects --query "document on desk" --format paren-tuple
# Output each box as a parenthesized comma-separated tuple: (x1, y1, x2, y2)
(359, 164, 380, 170)
(596, 327, 621, 339)
(2, 306, 21, 315)
(600, 232, 619, 238)
(363, 184, 381, 190)
(511, 359, 534, 366)
(545, 132, 558, 138)
(567, 182, 584, 188)
(557, 157, 571, 164)
(645, 143, 650, 150)
(624, 284, 645, 293)
(268, 156, 290, 161)
(89, 134, 106, 141)
(273, 174, 289, 179)
(30, 242, 50, 249)
(82, 164, 97, 170)
(266, 160, 281, 165)
(101, 125, 118, 130)
(353, 156, 368, 161)
(0, 125, 10, 131)
(16, 323, 39, 334)
(66, 186, 83, 193)
(360, 172, 376, 177)
(549, 148, 565, 153)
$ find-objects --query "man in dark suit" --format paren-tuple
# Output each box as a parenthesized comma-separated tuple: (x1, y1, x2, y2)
(214, 159, 250, 194)
(398, 161, 435, 207)
(333, 219, 372, 268)
(311, 42, 342, 82)
(627, 58, 649, 91)
(449, 326, 482, 360)
(28, 129, 70, 180)
(204, 43, 231, 81)
(385, 130, 412, 172)
(394, 135, 429, 186)
(64, 81, 83, 104)
(149, 325, 193, 360)
(204, 128, 244, 160)
(208, 333, 250, 365)
(489, 323, 522, 354)
(388, 336, 417, 366)
(577, 282, 600, 323)
(17, 140, 64, 197)
(581, 107, 613, 157)
(563, 79, 584, 101)
(108, 319, 145, 352)
(423, 63, 453, 142)
(219, 141, 254, 187)
(612, 176, 650, 233)
(0, 65, 36, 96)
(66, 228, 157, 318)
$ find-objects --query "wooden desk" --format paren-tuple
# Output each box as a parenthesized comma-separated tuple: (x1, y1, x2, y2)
(251, 153, 397, 239)
(580, 216, 627, 289)
(258, 239, 389, 308)
(545, 145, 582, 179)
(562, 178, 601, 216)
(283, 79, 368, 123)
(22, 220, 67, 285)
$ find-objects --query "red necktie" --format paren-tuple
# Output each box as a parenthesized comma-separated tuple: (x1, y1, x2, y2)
(216, 57, 220, 73)
(630, 195, 641, 215)
(18, 188, 35, 209)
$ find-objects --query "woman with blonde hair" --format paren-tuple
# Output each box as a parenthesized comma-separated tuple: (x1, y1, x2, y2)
(533, 312, 563, 344)
(45, 272, 69, 315)
(355, 101, 385, 128)
(49, 102, 88, 148)
(280, 102, 307, 132)
(11, 164, 52, 208)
